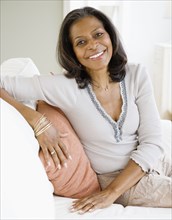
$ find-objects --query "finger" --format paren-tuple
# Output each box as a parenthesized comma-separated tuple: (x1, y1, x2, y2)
(59, 132, 69, 138)
(49, 148, 62, 169)
(72, 197, 91, 206)
(72, 195, 102, 212)
(72, 198, 91, 210)
(48, 147, 61, 170)
(54, 144, 68, 168)
(71, 200, 97, 214)
(58, 139, 72, 160)
(88, 202, 100, 211)
(41, 146, 51, 167)
(78, 203, 94, 214)
(74, 198, 108, 211)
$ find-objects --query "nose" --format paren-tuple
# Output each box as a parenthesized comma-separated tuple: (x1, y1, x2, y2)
(87, 39, 98, 50)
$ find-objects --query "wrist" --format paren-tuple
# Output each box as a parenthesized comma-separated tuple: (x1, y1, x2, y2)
(30, 113, 43, 128)
(105, 186, 121, 202)
(33, 114, 52, 137)
(21, 106, 43, 129)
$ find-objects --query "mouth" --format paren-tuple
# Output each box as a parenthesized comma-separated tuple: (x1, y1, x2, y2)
(89, 50, 105, 60)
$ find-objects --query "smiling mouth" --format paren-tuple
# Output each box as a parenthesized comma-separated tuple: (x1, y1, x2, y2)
(89, 50, 105, 59)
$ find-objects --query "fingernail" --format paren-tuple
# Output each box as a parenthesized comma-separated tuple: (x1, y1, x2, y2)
(64, 162, 68, 168)
(60, 132, 68, 137)
(69, 155, 72, 160)
(69, 207, 75, 212)
(47, 161, 51, 166)
(45, 166, 49, 171)
(57, 164, 61, 170)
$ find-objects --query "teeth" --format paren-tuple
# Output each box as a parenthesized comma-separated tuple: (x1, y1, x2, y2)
(89, 51, 104, 59)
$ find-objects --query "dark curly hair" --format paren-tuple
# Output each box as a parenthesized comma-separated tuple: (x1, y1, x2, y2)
(57, 6, 127, 88)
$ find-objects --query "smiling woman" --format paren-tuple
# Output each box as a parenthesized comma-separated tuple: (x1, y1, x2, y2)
(70, 16, 113, 74)
(57, 7, 127, 89)
(1, 6, 171, 216)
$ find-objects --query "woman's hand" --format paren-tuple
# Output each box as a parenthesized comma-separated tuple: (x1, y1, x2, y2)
(0, 89, 71, 168)
(70, 189, 116, 214)
(71, 160, 145, 214)
(36, 124, 72, 169)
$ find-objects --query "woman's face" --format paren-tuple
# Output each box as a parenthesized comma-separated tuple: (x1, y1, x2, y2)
(70, 16, 113, 73)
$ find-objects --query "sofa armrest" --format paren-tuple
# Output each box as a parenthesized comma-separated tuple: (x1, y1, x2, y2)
(1, 99, 55, 219)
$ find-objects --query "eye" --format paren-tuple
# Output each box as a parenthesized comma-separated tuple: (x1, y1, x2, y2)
(95, 32, 104, 38)
(76, 40, 86, 46)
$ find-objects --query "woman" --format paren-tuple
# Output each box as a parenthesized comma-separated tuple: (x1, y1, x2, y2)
(1, 7, 171, 213)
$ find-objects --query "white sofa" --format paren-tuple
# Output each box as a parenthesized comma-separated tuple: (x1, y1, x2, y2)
(1, 58, 172, 219)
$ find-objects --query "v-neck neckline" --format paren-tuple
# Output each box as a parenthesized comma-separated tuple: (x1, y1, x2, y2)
(86, 79, 127, 142)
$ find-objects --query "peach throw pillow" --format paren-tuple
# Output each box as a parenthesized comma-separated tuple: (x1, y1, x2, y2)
(37, 101, 100, 198)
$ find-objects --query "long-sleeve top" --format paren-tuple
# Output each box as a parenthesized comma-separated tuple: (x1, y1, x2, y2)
(1, 62, 164, 174)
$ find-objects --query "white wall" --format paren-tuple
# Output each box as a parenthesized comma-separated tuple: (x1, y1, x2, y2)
(120, 1, 171, 77)
(119, 1, 171, 119)
(1, 0, 63, 74)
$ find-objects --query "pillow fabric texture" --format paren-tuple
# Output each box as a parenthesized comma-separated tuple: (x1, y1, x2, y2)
(37, 101, 101, 198)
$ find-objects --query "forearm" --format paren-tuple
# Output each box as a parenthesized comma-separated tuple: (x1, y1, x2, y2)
(0, 88, 41, 128)
(107, 159, 145, 200)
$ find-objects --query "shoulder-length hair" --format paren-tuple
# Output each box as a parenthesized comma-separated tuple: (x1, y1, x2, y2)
(57, 6, 127, 88)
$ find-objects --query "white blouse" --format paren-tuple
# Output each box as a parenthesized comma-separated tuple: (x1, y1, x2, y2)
(1, 63, 164, 174)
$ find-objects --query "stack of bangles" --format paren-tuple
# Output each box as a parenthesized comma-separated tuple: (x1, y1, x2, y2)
(34, 114, 52, 137)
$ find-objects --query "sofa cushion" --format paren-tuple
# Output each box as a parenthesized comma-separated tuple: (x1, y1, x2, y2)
(37, 101, 100, 198)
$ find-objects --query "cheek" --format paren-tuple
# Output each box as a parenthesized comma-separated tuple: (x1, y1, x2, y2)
(109, 45, 113, 58)
(107, 43, 113, 60)
(106, 39, 113, 53)
(73, 49, 83, 63)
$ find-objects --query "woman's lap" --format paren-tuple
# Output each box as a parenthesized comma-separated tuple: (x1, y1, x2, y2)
(97, 156, 172, 208)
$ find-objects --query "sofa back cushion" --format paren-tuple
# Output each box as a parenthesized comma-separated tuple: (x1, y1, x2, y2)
(37, 101, 100, 198)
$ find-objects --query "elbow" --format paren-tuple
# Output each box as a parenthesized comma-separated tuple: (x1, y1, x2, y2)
(130, 142, 164, 173)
